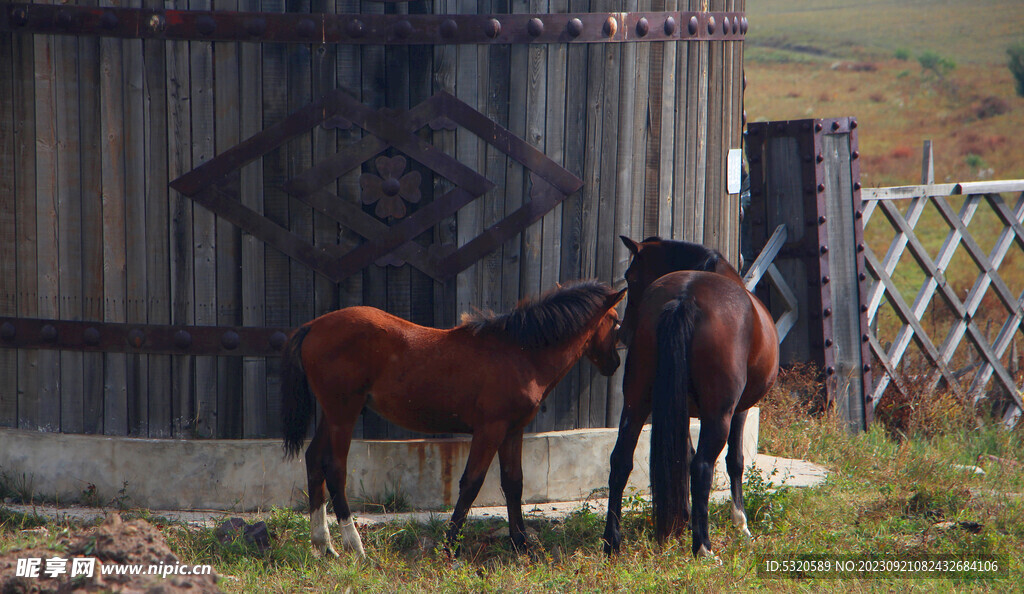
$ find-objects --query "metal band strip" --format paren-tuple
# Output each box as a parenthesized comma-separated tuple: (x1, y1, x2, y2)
(2, 4, 747, 45)
(0, 317, 292, 357)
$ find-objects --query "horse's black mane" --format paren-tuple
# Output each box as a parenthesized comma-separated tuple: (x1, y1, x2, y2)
(641, 236, 721, 272)
(460, 280, 615, 349)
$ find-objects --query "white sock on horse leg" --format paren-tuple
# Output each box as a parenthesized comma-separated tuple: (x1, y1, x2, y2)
(340, 516, 366, 557)
(311, 504, 339, 557)
(731, 502, 752, 539)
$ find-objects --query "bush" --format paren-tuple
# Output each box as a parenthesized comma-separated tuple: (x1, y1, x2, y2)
(1008, 42, 1024, 97)
(894, 48, 910, 61)
(917, 51, 956, 79)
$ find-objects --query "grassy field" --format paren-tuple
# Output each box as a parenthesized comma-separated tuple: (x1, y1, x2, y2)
(746, 0, 1024, 187)
(3, 368, 1023, 592)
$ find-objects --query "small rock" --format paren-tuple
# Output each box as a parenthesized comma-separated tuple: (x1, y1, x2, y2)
(215, 518, 272, 553)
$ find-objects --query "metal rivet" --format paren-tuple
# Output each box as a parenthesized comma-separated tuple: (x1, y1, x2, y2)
(41, 324, 58, 342)
(862, 334, 870, 343)
(395, 19, 414, 39)
(816, 154, 824, 163)
(733, 16, 740, 34)
(818, 215, 827, 225)
(851, 150, 860, 160)
(824, 338, 833, 347)
(817, 183, 826, 193)
(56, 10, 74, 29)
(664, 16, 677, 35)
(831, 121, 841, 131)
(1, 322, 15, 341)
(857, 243, 865, 252)
(269, 331, 288, 352)
(149, 14, 165, 32)
(174, 330, 192, 350)
(568, 18, 583, 37)
(636, 17, 649, 37)
(859, 272, 867, 281)
(247, 17, 266, 36)
(863, 364, 871, 372)
(221, 330, 240, 350)
(603, 16, 617, 37)
(10, 7, 28, 27)
(850, 119, 858, 129)
(707, 15, 716, 34)
(688, 15, 698, 35)
(860, 304, 869, 313)
(723, 17, 731, 34)
(814, 122, 823, 132)
(826, 366, 836, 375)
(297, 18, 316, 38)
(527, 17, 543, 37)
(83, 327, 101, 346)
(855, 210, 863, 219)
(823, 308, 832, 318)
(820, 245, 829, 254)
(854, 182, 862, 190)
(128, 328, 145, 348)
(741, 17, 749, 34)
(484, 18, 501, 39)
(196, 15, 215, 36)
(440, 19, 458, 38)
(822, 276, 830, 285)
(346, 18, 364, 38)
(100, 11, 120, 30)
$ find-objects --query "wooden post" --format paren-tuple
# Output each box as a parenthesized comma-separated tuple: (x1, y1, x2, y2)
(746, 118, 873, 430)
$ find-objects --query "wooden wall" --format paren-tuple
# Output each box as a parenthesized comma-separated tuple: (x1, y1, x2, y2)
(0, 0, 744, 439)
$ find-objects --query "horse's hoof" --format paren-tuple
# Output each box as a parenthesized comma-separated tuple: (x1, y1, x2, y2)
(696, 545, 722, 565)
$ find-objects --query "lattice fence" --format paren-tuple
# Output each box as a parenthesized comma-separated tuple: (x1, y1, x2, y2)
(861, 158, 1024, 427)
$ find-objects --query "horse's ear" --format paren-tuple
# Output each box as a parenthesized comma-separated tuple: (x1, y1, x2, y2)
(620, 236, 640, 256)
(607, 288, 627, 308)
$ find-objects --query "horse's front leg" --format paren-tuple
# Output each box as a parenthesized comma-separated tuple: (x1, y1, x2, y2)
(497, 428, 527, 551)
(445, 425, 505, 556)
(602, 397, 652, 554)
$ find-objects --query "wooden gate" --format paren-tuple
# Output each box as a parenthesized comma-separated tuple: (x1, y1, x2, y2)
(0, 1, 747, 439)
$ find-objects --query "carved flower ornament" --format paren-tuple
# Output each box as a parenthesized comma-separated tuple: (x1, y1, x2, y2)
(359, 155, 422, 219)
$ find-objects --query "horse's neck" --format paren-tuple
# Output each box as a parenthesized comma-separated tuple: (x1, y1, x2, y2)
(530, 330, 593, 390)
(713, 259, 747, 289)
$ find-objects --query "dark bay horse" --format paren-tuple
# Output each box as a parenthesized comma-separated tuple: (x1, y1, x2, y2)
(281, 281, 625, 557)
(603, 237, 779, 558)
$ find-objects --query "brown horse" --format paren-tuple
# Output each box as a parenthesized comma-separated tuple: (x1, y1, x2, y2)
(602, 237, 779, 558)
(281, 281, 625, 557)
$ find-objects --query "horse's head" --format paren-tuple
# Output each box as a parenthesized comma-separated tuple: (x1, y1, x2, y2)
(618, 236, 727, 346)
(584, 288, 627, 376)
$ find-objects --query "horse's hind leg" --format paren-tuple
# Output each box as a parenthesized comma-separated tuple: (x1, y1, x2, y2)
(602, 399, 652, 554)
(726, 409, 753, 539)
(690, 413, 731, 558)
(323, 415, 365, 557)
(306, 419, 339, 557)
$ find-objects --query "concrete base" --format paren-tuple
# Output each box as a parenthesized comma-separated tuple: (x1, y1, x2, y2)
(0, 408, 757, 512)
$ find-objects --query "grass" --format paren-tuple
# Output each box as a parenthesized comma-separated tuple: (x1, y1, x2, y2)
(4, 368, 1023, 591)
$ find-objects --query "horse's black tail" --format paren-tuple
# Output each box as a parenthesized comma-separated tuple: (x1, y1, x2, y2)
(281, 325, 314, 460)
(650, 292, 700, 542)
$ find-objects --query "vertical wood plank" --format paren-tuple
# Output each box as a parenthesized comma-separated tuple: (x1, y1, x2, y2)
(656, 0, 677, 240)
(537, 0, 561, 295)
(407, 0, 435, 326)
(311, 0, 339, 322)
(77, 9, 106, 435)
(214, 0, 243, 439)
(0, 29, 16, 428)
(238, 0, 266, 439)
(188, 0, 217, 439)
(34, 28, 61, 432)
(515, 0, 540, 302)
(454, 0, 482, 319)
(502, 0, 528, 312)
(123, 0, 150, 437)
(431, 0, 457, 335)
(480, 0, 511, 315)
(384, 1, 413, 331)
(144, 0, 172, 438)
(671, 23, 691, 243)
(13, 28, 38, 432)
(642, 0, 666, 239)
(99, 10, 128, 435)
(56, 28, 85, 434)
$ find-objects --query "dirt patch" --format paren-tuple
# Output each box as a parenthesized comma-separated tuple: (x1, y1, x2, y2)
(0, 513, 220, 593)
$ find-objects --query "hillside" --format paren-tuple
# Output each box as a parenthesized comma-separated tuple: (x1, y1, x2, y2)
(744, 0, 1024, 186)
